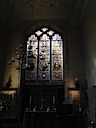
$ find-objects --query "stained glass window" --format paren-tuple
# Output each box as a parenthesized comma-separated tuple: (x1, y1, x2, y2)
(25, 27, 64, 81)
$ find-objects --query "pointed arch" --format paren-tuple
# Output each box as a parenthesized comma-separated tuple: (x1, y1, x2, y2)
(25, 27, 64, 81)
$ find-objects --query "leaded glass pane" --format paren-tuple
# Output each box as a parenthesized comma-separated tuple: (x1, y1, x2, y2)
(38, 35, 50, 80)
(35, 30, 42, 36)
(52, 35, 63, 80)
(28, 35, 38, 41)
(47, 30, 54, 36)
(52, 34, 62, 40)
(25, 27, 64, 81)
(41, 27, 48, 32)
(25, 34, 38, 80)
(40, 34, 49, 40)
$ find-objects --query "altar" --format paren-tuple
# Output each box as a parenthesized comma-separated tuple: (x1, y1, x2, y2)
(23, 110, 84, 128)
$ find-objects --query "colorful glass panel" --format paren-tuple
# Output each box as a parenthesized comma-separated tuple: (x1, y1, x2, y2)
(38, 34, 50, 80)
(25, 27, 63, 81)
(52, 34, 63, 80)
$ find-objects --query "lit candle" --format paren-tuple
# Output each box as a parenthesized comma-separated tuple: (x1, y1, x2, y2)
(11, 57, 15, 62)
(11, 57, 14, 61)
(20, 44, 23, 48)
(74, 77, 78, 82)
(15, 48, 19, 55)
(15, 47, 19, 51)
(8, 60, 11, 65)
(16, 54, 20, 59)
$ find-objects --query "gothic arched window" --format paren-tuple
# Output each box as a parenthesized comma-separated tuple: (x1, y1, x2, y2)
(25, 27, 64, 81)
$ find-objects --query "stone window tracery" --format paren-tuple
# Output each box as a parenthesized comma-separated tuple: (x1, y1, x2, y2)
(25, 27, 64, 81)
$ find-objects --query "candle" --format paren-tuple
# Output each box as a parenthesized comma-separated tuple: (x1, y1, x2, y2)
(20, 44, 23, 49)
(16, 54, 20, 59)
(15, 47, 19, 51)
(29, 96, 32, 104)
(53, 96, 55, 104)
(11, 57, 14, 61)
(40, 98, 44, 110)
(74, 77, 78, 82)
(11, 57, 15, 62)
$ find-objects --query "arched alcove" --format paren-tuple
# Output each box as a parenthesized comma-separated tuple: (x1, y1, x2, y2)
(20, 22, 69, 87)
(20, 24, 70, 119)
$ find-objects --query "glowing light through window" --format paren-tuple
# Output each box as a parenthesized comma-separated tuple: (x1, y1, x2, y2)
(25, 27, 64, 81)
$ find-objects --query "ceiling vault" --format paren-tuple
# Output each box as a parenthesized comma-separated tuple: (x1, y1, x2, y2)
(0, 0, 88, 25)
